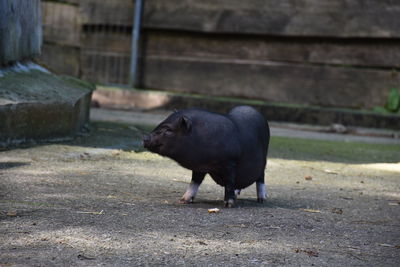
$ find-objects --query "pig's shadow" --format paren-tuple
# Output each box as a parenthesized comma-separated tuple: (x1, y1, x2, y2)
(183, 197, 306, 210)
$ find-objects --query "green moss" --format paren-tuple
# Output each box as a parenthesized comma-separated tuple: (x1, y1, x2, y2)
(61, 75, 95, 92)
(0, 70, 94, 104)
(270, 136, 400, 164)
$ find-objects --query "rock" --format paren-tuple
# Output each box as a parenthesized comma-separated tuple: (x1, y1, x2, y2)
(0, 62, 95, 148)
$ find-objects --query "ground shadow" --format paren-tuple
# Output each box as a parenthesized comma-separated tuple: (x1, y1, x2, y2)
(0, 162, 30, 170)
(173, 196, 311, 211)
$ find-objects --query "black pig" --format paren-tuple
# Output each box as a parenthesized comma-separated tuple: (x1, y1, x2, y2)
(142, 106, 270, 207)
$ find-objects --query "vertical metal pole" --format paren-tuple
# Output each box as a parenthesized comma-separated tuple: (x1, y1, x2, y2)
(129, 0, 144, 88)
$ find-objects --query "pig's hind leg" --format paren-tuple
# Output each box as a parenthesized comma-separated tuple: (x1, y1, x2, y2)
(256, 173, 267, 203)
(179, 172, 206, 204)
(223, 168, 237, 208)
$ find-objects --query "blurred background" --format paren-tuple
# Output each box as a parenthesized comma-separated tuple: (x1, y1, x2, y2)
(3, 0, 398, 149)
(39, 0, 400, 113)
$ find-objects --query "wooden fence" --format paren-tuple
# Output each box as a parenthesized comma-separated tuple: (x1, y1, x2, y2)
(40, 0, 400, 110)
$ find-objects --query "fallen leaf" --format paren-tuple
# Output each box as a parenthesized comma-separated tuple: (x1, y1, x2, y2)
(197, 241, 207, 245)
(305, 250, 319, 257)
(340, 197, 353, 200)
(388, 202, 399, 206)
(299, 208, 321, 213)
(240, 240, 257, 244)
(77, 254, 95, 260)
(7, 211, 17, 216)
(294, 249, 319, 257)
(304, 175, 313, 181)
(208, 208, 220, 213)
(379, 243, 394, 247)
(331, 208, 343, 214)
(77, 210, 104, 215)
(324, 169, 338, 174)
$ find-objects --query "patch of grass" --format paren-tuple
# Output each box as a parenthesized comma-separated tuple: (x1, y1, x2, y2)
(270, 136, 400, 164)
(72, 121, 400, 164)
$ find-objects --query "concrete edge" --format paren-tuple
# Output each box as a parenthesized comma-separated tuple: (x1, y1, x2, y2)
(92, 86, 400, 131)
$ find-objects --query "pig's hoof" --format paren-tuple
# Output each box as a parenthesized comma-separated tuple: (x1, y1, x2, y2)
(179, 197, 193, 204)
(257, 197, 266, 203)
(224, 199, 235, 208)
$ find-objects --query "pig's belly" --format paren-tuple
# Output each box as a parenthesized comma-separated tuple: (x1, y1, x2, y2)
(235, 150, 266, 189)
(207, 146, 266, 188)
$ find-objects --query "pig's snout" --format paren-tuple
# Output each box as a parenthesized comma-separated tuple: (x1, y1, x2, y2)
(142, 134, 151, 148)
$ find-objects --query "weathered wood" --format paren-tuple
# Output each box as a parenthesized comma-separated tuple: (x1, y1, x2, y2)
(42, 2, 80, 46)
(80, 0, 134, 26)
(39, 44, 80, 76)
(140, 55, 399, 109)
(81, 51, 131, 85)
(78, 0, 400, 38)
(144, 31, 400, 69)
(142, 0, 400, 38)
(43, 0, 79, 5)
(0, 0, 42, 64)
(39, 0, 400, 115)
(81, 30, 132, 53)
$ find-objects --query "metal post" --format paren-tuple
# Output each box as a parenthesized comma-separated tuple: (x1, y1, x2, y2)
(129, 0, 144, 88)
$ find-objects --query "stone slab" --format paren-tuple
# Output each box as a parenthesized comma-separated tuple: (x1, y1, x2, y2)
(0, 62, 95, 148)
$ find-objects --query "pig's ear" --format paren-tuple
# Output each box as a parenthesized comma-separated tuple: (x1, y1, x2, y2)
(179, 116, 192, 133)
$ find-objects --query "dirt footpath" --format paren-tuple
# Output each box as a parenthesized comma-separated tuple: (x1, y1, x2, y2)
(1, 110, 400, 266)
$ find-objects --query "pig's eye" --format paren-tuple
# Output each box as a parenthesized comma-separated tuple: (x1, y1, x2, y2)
(164, 128, 174, 137)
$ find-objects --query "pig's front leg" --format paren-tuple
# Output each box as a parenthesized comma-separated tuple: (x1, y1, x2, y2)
(179, 172, 206, 204)
(224, 168, 237, 208)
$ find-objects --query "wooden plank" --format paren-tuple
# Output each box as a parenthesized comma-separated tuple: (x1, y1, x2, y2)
(140, 55, 399, 109)
(80, 50, 131, 85)
(39, 43, 80, 76)
(78, 0, 400, 38)
(42, 0, 79, 5)
(42, 2, 80, 46)
(142, 0, 400, 38)
(81, 30, 132, 53)
(79, 0, 134, 26)
(144, 31, 400, 68)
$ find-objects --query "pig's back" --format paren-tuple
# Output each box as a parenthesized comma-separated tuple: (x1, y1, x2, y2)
(228, 106, 269, 188)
